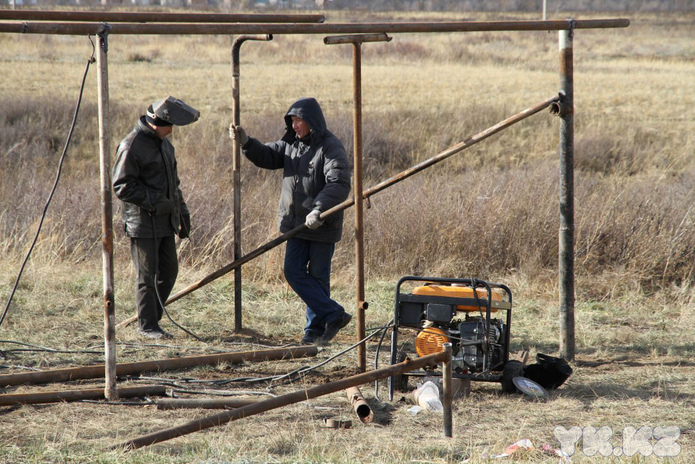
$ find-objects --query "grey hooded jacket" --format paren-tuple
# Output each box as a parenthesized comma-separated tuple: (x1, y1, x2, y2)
(242, 98, 351, 243)
(112, 116, 189, 238)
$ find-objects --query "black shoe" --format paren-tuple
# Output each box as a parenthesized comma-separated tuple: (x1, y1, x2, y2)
(138, 327, 173, 340)
(319, 313, 352, 345)
(301, 331, 319, 345)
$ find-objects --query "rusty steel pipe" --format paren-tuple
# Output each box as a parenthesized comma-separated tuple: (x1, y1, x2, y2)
(0, 385, 167, 406)
(231, 34, 273, 333)
(442, 343, 453, 438)
(0, 10, 326, 23)
(96, 28, 117, 402)
(326, 33, 390, 372)
(163, 95, 560, 306)
(0, 346, 317, 388)
(346, 386, 373, 423)
(154, 397, 258, 410)
(0, 19, 630, 36)
(114, 349, 450, 450)
(559, 28, 576, 362)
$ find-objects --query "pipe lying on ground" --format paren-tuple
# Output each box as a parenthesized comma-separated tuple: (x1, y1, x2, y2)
(113, 349, 451, 450)
(153, 397, 258, 410)
(346, 386, 373, 423)
(0, 385, 166, 406)
(0, 346, 317, 388)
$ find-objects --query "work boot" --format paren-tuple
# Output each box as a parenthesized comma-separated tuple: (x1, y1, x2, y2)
(301, 331, 320, 345)
(319, 313, 352, 345)
(138, 326, 174, 340)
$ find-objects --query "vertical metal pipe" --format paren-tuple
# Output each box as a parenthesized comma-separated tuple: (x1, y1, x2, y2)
(97, 25, 117, 401)
(442, 342, 453, 438)
(543, 0, 547, 20)
(231, 38, 243, 333)
(559, 25, 575, 361)
(352, 42, 367, 372)
(231, 34, 272, 332)
(325, 33, 390, 371)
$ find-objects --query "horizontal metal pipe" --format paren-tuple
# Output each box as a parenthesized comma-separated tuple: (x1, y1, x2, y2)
(165, 94, 560, 305)
(154, 398, 258, 410)
(0, 385, 166, 405)
(0, 18, 630, 36)
(0, 10, 325, 23)
(114, 349, 449, 450)
(324, 33, 392, 45)
(0, 346, 317, 388)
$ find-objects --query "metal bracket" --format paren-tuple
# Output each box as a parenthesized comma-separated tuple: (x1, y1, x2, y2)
(323, 33, 392, 46)
(567, 18, 577, 40)
(549, 91, 569, 117)
(97, 22, 111, 53)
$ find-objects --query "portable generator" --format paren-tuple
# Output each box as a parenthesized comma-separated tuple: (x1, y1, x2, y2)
(388, 276, 513, 399)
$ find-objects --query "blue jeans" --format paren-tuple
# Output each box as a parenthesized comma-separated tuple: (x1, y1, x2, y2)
(284, 238, 345, 336)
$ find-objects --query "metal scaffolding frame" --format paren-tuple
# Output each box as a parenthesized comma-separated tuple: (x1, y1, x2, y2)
(0, 10, 628, 399)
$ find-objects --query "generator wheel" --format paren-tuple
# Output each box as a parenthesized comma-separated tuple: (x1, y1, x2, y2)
(501, 360, 525, 394)
(392, 350, 410, 392)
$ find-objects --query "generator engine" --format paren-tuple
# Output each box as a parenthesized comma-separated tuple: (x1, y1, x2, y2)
(390, 277, 513, 398)
(414, 315, 506, 373)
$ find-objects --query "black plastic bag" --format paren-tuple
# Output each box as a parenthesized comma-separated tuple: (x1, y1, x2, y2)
(523, 353, 573, 389)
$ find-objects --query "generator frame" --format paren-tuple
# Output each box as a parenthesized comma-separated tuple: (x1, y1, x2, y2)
(388, 276, 512, 400)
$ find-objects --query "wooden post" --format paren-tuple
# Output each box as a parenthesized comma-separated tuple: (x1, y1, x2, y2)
(97, 24, 117, 401)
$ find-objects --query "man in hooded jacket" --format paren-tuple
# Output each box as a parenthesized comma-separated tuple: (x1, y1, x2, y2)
(113, 97, 199, 339)
(232, 97, 352, 345)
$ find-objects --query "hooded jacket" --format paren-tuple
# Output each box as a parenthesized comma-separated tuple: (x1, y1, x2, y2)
(242, 98, 351, 243)
(112, 116, 189, 238)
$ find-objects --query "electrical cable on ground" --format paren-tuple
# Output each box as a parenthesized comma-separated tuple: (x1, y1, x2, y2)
(122, 326, 391, 398)
(262, 325, 389, 387)
(0, 38, 96, 335)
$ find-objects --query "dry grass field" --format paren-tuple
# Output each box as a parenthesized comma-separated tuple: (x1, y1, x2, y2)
(0, 8, 694, 464)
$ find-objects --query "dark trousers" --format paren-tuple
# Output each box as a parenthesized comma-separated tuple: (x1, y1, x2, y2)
(130, 236, 178, 332)
(284, 238, 345, 336)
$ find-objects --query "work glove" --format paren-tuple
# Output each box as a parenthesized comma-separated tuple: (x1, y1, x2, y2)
(179, 212, 191, 239)
(153, 193, 174, 216)
(229, 123, 249, 146)
(305, 209, 323, 230)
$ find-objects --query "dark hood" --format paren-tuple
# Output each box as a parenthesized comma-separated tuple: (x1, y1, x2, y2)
(281, 97, 327, 144)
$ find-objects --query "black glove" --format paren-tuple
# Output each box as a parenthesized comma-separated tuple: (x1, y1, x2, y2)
(153, 194, 174, 216)
(179, 212, 191, 239)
